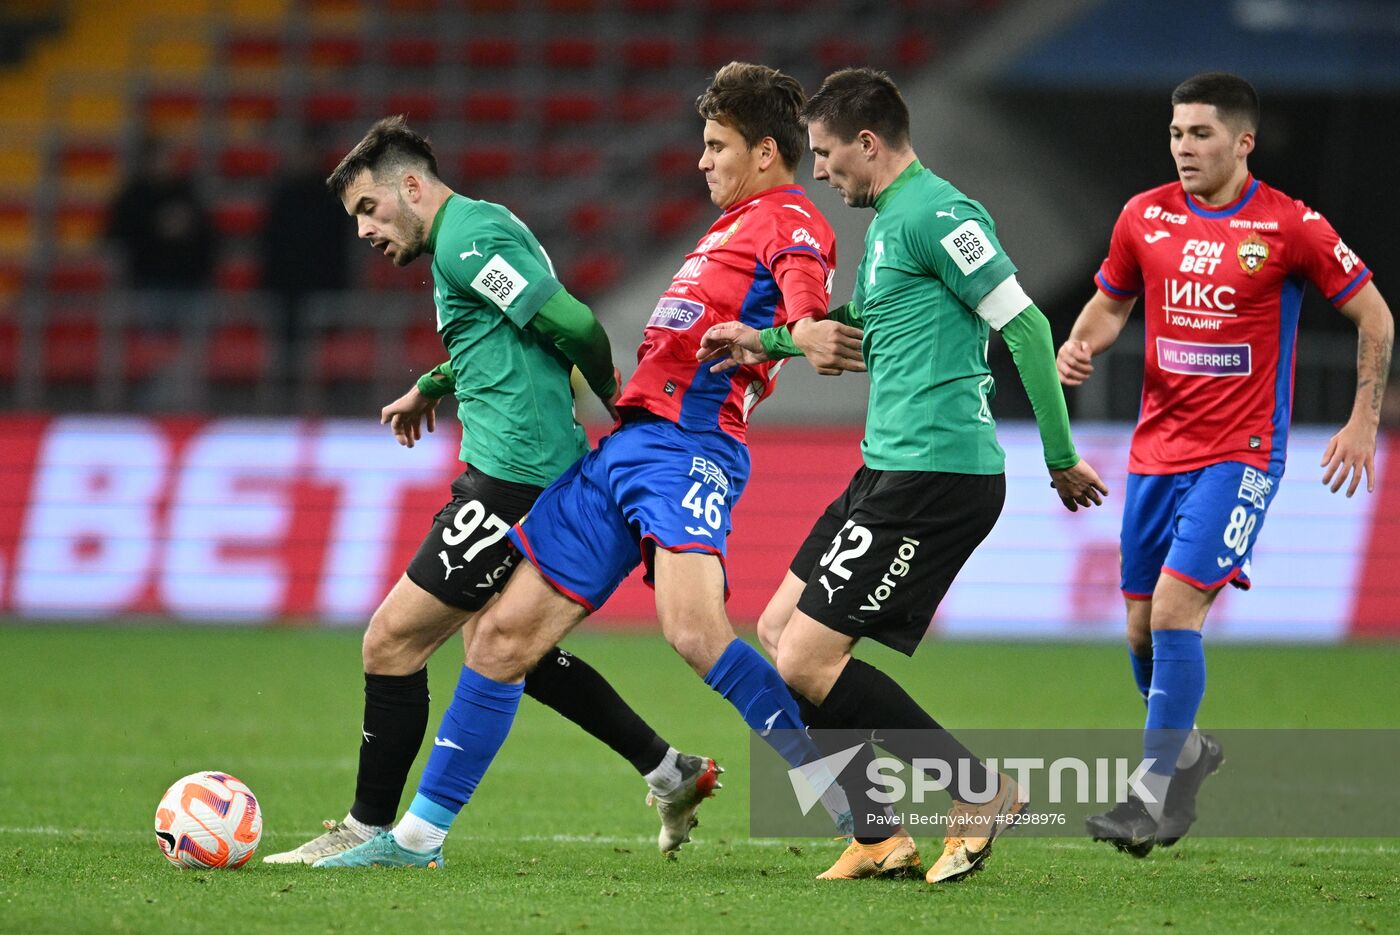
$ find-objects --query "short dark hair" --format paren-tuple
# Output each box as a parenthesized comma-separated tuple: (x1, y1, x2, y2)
(695, 62, 806, 170)
(326, 115, 441, 199)
(1171, 72, 1260, 132)
(802, 68, 911, 148)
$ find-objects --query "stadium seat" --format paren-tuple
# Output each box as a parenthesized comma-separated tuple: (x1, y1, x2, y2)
(383, 92, 439, 122)
(313, 326, 379, 382)
(464, 0, 517, 12)
(54, 203, 107, 251)
(621, 37, 677, 71)
(226, 35, 284, 70)
(463, 91, 518, 123)
(815, 38, 870, 73)
(653, 145, 697, 180)
(143, 92, 202, 133)
(212, 200, 267, 238)
(0, 202, 32, 258)
(0, 319, 18, 382)
(122, 326, 182, 380)
(546, 0, 597, 12)
(218, 144, 280, 178)
(536, 145, 600, 178)
(307, 37, 364, 69)
(567, 201, 613, 237)
(544, 38, 598, 70)
(565, 253, 622, 298)
(650, 198, 703, 239)
(46, 259, 109, 293)
(694, 35, 758, 67)
(42, 316, 102, 382)
(386, 36, 441, 68)
(896, 34, 936, 69)
(460, 147, 515, 180)
(57, 143, 119, 186)
(464, 38, 519, 69)
(208, 321, 270, 383)
(617, 90, 681, 123)
(624, 0, 678, 12)
(223, 92, 279, 122)
(303, 91, 360, 124)
(215, 257, 262, 292)
(542, 93, 603, 126)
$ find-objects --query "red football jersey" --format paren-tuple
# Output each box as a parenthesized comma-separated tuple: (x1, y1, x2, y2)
(616, 184, 836, 442)
(1096, 175, 1372, 475)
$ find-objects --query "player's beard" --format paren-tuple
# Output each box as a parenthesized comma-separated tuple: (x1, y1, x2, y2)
(391, 193, 427, 266)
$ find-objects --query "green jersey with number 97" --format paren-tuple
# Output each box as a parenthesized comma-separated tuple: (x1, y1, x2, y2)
(852, 161, 1018, 474)
(426, 194, 589, 486)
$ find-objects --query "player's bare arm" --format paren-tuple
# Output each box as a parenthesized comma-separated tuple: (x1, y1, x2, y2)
(1057, 291, 1137, 385)
(380, 379, 443, 448)
(1321, 281, 1394, 496)
(697, 320, 769, 371)
(789, 316, 866, 375)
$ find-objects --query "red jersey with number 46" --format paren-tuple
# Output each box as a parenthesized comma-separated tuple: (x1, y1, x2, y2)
(1096, 175, 1372, 475)
(616, 184, 836, 443)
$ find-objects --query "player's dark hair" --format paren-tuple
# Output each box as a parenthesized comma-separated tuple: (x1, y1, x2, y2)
(326, 115, 441, 199)
(695, 62, 806, 170)
(1171, 72, 1260, 132)
(802, 67, 911, 148)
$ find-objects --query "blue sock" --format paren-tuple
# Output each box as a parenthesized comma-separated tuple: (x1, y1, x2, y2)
(409, 666, 524, 825)
(1129, 649, 1153, 705)
(704, 639, 814, 768)
(1143, 630, 1206, 778)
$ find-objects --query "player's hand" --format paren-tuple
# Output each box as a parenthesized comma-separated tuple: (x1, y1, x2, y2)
(1049, 458, 1109, 512)
(380, 385, 441, 448)
(1320, 418, 1378, 496)
(1057, 339, 1094, 386)
(791, 318, 865, 376)
(698, 321, 769, 373)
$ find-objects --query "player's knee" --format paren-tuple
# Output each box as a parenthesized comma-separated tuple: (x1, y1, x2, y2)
(663, 620, 731, 676)
(467, 608, 538, 681)
(774, 650, 819, 703)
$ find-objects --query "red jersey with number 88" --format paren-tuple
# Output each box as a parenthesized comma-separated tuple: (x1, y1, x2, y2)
(1096, 175, 1372, 475)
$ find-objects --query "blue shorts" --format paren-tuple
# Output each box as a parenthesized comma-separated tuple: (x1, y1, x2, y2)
(507, 416, 750, 612)
(1120, 461, 1281, 598)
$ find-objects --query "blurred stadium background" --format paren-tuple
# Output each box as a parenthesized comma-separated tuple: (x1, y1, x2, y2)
(1, 0, 1398, 640)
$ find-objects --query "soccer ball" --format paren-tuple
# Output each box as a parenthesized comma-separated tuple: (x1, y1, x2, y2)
(154, 771, 263, 869)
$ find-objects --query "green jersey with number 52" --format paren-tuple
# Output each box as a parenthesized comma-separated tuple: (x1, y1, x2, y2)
(426, 194, 588, 486)
(852, 161, 1018, 474)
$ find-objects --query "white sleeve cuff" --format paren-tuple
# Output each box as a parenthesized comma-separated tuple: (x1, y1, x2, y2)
(975, 275, 1033, 331)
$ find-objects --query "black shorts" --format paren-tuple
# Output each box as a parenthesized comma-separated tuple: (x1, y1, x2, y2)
(404, 467, 544, 612)
(791, 467, 1005, 655)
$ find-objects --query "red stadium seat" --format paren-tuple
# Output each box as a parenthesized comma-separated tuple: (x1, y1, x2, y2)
(650, 198, 703, 239)
(694, 35, 757, 67)
(212, 201, 267, 238)
(546, 0, 597, 11)
(0, 318, 18, 382)
(58, 143, 118, 182)
(215, 257, 262, 292)
(617, 90, 681, 123)
(464, 38, 519, 69)
(404, 321, 443, 370)
(896, 34, 936, 69)
(624, 0, 677, 11)
(226, 35, 284, 69)
(567, 202, 613, 237)
(144, 92, 202, 129)
(652, 145, 697, 180)
(621, 37, 676, 70)
(542, 93, 603, 126)
(224, 92, 279, 121)
(815, 38, 870, 73)
(303, 91, 359, 124)
(460, 147, 515, 180)
(544, 38, 598, 69)
(218, 144, 280, 179)
(46, 259, 108, 293)
(314, 327, 378, 382)
(54, 202, 107, 249)
(307, 37, 364, 69)
(565, 253, 622, 298)
(386, 36, 441, 68)
(123, 327, 182, 380)
(465, 0, 517, 11)
(43, 317, 101, 382)
(536, 145, 600, 178)
(384, 92, 439, 122)
(208, 322, 270, 383)
(463, 91, 518, 123)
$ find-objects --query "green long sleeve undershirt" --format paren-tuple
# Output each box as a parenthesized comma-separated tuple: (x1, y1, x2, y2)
(1001, 304, 1078, 471)
(415, 289, 617, 403)
(758, 302, 1078, 470)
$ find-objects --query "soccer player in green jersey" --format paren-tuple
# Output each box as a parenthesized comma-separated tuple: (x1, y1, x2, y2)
(701, 68, 1108, 883)
(265, 117, 719, 864)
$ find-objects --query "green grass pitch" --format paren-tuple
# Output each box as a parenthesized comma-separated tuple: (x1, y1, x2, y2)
(1, 625, 1396, 934)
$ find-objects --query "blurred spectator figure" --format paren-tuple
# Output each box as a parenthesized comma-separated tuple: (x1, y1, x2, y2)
(106, 138, 216, 306)
(260, 138, 351, 381)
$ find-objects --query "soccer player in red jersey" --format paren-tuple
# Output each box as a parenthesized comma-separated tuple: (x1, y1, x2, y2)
(1058, 73, 1394, 855)
(318, 63, 865, 868)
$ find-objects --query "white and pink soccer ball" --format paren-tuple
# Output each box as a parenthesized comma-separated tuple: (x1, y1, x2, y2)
(154, 771, 262, 869)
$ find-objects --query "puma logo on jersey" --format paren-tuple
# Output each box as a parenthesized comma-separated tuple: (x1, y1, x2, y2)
(1144, 230, 1171, 244)
(935, 208, 959, 220)
(818, 574, 844, 603)
(460, 243, 483, 259)
(439, 550, 464, 579)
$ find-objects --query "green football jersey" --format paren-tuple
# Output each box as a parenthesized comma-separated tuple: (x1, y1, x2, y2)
(853, 161, 1018, 474)
(426, 194, 587, 486)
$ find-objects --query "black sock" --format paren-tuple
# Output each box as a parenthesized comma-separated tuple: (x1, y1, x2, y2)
(350, 668, 430, 828)
(793, 689, 889, 844)
(818, 658, 986, 804)
(524, 647, 671, 776)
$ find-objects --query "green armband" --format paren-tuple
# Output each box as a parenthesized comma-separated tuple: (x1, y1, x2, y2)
(758, 324, 802, 359)
(828, 302, 863, 328)
(415, 361, 455, 399)
(1001, 305, 1079, 470)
